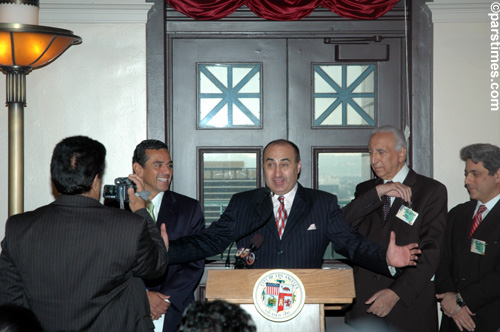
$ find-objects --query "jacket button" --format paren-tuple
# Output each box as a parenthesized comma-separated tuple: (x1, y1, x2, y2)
(277, 250, 284, 255)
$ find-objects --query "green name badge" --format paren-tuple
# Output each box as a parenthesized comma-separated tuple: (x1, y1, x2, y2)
(470, 238, 487, 255)
(396, 205, 418, 226)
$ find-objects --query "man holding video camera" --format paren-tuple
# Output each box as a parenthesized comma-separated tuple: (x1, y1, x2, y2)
(132, 140, 205, 332)
(0, 135, 168, 332)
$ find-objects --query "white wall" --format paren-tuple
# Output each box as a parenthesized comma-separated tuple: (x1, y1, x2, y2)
(2, 0, 500, 240)
(429, 0, 500, 208)
(0, 0, 152, 240)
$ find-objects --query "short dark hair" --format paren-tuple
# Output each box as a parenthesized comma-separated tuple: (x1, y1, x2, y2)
(176, 300, 256, 332)
(132, 139, 169, 167)
(263, 139, 301, 163)
(50, 136, 106, 195)
(0, 304, 43, 332)
(460, 143, 500, 175)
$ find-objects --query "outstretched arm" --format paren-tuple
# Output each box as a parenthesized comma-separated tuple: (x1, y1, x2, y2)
(386, 231, 421, 267)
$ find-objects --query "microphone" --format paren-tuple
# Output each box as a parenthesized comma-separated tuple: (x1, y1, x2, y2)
(235, 234, 264, 269)
(225, 188, 272, 268)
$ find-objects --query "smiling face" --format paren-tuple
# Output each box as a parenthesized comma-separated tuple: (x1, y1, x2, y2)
(133, 148, 173, 199)
(368, 132, 406, 181)
(263, 142, 301, 196)
(464, 159, 500, 203)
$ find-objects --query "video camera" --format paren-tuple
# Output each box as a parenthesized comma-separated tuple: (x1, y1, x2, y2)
(103, 177, 136, 203)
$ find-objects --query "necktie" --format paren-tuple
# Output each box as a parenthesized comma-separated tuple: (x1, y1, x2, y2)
(276, 196, 287, 239)
(147, 201, 156, 222)
(469, 205, 487, 238)
(382, 195, 391, 220)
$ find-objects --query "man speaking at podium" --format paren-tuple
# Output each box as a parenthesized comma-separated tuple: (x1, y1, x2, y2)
(168, 139, 420, 274)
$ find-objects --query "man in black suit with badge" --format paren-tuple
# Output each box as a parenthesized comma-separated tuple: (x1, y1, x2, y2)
(341, 126, 447, 332)
(436, 143, 500, 332)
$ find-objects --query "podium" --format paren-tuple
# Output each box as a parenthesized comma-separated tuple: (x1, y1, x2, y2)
(205, 269, 355, 332)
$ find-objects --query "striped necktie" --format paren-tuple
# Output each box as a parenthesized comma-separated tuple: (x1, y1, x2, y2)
(276, 196, 287, 239)
(469, 205, 487, 238)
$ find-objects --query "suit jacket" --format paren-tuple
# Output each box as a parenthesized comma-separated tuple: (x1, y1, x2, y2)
(436, 200, 500, 332)
(0, 195, 167, 332)
(342, 169, 447, 332)
(169, 184, 392, 275)
(145, 191, 205, 332)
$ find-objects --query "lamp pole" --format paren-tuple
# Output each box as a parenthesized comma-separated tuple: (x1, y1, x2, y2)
(5, 68, 30, 215)
(1, 2, 81, 216)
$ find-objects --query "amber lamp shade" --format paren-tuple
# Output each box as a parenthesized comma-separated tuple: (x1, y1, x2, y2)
(0, 23, 81, 70)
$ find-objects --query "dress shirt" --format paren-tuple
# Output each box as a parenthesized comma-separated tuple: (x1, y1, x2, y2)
(271, 183, 298, 228)
(384, 164, 410, 205)
(475, 192, 500, 219)
(151, 191, 164, 220)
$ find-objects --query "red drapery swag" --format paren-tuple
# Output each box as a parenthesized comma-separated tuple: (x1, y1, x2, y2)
(166, 0, 400, 21)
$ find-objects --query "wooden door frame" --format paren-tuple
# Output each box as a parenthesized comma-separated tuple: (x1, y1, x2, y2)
(145, 0, 434, 177)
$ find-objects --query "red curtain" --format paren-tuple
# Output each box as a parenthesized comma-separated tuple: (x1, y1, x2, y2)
(166, 0, 400, 21)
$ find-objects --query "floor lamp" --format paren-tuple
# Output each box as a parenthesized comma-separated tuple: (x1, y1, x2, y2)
(0, 1, 81, 216)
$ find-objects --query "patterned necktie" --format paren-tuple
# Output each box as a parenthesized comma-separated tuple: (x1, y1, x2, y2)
(469, 205, 487, 238)
(147, 201, 156, 222)
(276, 196, 287, 239)
(382, 195, 391, 220)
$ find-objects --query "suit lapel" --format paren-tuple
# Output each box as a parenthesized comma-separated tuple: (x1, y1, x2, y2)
(473, 199, 500, 240)
(386, 169, 417, 221)
(251, 188, 278, 239)
(280, 184, 311, 241)
(157, 191, 176, 230)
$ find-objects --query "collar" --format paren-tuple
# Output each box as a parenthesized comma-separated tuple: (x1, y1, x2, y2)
(271, 182, 298, 209)
(477, 192, 500, 214)
(150, 191, 165, 218)
(385, 164, 410, 183)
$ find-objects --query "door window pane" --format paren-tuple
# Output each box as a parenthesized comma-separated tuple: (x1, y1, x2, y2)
(201, 150, 260, 260)
(313, 64, 376, 127)
(198, 64, 262, 129)
(316, 151, 372, 259)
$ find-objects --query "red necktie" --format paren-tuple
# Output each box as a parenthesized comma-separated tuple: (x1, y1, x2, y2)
(469, 205, 487, 238)
(276, 196, 287, 239)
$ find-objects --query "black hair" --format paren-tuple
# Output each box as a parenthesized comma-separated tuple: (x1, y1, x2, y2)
(132, 139, 169, 167)
(176, 300, 256, 332)
(0, 305, 43, 332)
(263, 139, 301, 163)
(50, 136, 106, 195)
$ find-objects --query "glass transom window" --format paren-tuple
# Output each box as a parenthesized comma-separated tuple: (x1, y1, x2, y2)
(313, 64, 376, 127)
(198, 63, 262, 129)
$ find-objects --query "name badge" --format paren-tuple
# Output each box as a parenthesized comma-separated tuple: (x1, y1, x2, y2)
(470, 238, 487, 255)
(396, 205, 418, 225)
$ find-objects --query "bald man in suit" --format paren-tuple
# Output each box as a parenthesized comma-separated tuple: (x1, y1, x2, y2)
(168, 139, 422, 275)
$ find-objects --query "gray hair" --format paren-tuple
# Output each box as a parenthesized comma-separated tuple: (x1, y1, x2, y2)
(460, 143, 500, 175)
(371, 125, 407, 152)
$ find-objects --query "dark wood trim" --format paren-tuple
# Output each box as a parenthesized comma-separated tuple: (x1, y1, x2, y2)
(410, 0, 433, 177)
(146, 0, 167, 145)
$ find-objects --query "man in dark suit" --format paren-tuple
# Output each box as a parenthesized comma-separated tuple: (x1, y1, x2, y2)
(132, 140, 205, 332)
(0, 135, 168, 332)
(436, 143, 500, 332)
(168, 139, 421, 275)
(341, 126, 447, 332)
